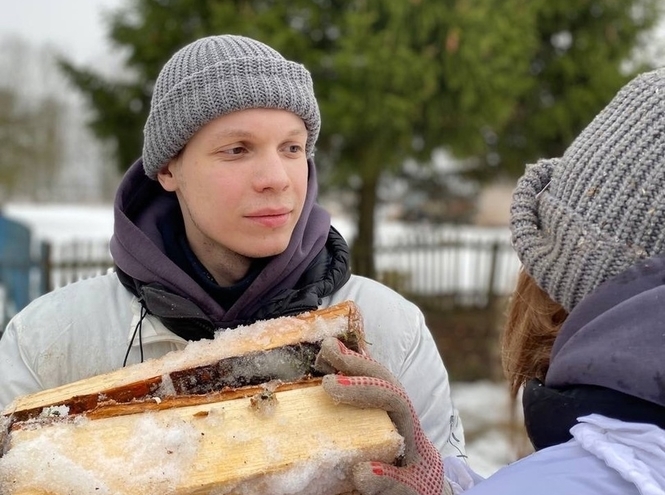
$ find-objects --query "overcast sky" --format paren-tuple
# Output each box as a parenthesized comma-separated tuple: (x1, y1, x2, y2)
(4, 1, 665, 67)
(0, 0, 125, 65)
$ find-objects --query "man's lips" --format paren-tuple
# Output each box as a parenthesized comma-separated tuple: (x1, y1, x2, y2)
(245, 209, 292, 228)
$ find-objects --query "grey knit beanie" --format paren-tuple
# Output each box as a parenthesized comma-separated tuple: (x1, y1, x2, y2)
(510, 68, 665, 313)
(142, 35, 320, 179)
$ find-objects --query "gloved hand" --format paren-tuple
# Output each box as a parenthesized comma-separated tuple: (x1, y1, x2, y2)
(316, 337, 453, 495)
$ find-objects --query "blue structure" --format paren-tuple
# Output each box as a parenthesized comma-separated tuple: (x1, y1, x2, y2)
(0, 216, 34, 331)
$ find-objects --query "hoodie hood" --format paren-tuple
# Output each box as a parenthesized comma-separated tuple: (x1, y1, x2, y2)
(110, 158, 332, 328)
(545, 254, 665, 407)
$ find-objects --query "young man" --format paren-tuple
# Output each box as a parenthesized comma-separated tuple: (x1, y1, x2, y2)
(0, 35, 463, 493)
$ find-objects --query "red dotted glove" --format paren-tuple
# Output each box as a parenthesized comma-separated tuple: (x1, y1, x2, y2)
(316, 337, 453, 495)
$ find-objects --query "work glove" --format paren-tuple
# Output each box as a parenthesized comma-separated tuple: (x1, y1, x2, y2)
(316, 337, 453, 495)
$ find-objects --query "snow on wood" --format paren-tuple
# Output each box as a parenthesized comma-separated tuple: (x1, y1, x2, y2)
(1, 386, 403, 495)
(0, 301, 403, 494)
(3, 301, 364, 420)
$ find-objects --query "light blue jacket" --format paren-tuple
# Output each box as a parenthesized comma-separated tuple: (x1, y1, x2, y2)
(447, 414, 665, 495)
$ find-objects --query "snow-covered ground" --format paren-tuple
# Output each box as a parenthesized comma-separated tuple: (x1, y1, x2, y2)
(3, 203, 115, 242)
(1, 203, 524, 477)
(452, 380, 529, 477)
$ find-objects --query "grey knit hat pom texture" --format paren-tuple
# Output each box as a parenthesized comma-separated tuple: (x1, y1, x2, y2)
(510, 68, 665, 312)
(142, 34, 320, 179)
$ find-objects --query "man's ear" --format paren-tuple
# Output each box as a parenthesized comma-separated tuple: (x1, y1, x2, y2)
(157, 160, 178, 192)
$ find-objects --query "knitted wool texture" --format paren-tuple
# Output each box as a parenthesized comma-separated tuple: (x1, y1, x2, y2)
(142, 35, 320, 179)
(510, 68, 665, 313)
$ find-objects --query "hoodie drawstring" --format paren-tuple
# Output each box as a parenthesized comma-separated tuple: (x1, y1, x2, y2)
(123, 303, 147, 367)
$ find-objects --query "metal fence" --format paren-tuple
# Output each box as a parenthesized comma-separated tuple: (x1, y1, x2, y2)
(0, 226, 520, 333)
(39, 228, 519, 306)
(372, 225, 519, 309)
(0, 240, 113, 333)
(42, 240, 114, 291)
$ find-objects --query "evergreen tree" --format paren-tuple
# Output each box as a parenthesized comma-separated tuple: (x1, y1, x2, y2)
(473, 0, 661, 178)
(60, 0, 658, 278)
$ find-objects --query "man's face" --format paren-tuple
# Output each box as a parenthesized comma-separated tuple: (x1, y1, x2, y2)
(158, 108, 309, 284)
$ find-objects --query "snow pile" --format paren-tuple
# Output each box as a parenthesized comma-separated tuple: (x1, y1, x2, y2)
(452, 380, 531, 477)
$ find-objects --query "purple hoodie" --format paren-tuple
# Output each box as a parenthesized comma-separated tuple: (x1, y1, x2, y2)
(547, 254, 665, 407)
(110, 158, 338, 329)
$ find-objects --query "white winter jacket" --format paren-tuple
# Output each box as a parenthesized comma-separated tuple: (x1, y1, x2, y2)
(446, 414, 665, 495)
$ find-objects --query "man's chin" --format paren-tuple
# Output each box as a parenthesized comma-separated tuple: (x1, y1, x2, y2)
(241, 244, 290, 259)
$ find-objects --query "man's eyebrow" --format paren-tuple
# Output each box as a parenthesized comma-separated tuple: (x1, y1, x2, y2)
(212, 127, 306, 140)
(286, 127, 307, 136)
(213, 128, 255, 139)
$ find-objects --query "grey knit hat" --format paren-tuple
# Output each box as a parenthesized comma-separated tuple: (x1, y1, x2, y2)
(142, 35, 320, 179)
(510, 68, 665, 312)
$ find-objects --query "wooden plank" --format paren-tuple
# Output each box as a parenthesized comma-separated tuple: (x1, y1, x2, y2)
(0, 301, 400, 494)
(3, 301, 363, 420)
(2, 385, 403, 495)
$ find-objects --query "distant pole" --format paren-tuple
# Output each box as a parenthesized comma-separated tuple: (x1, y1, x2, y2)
(486, 241, 499, 309)
(39, 241, 51, 294)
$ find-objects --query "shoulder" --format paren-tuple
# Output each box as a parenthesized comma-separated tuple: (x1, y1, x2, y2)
(6, 273, 135, 383)
(328, 274, 424, 324)
(12, 272, 131, 329)
(462, 441, 640, 495)
(323, 274, 429, 372)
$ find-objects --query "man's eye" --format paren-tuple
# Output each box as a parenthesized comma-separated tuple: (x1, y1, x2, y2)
(287, 145, 303, 153)
(223, 147, 245, 155)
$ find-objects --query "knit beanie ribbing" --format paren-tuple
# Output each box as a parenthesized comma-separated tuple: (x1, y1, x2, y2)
(510, 68, 665, 313)
(142, 35, 320, 179)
